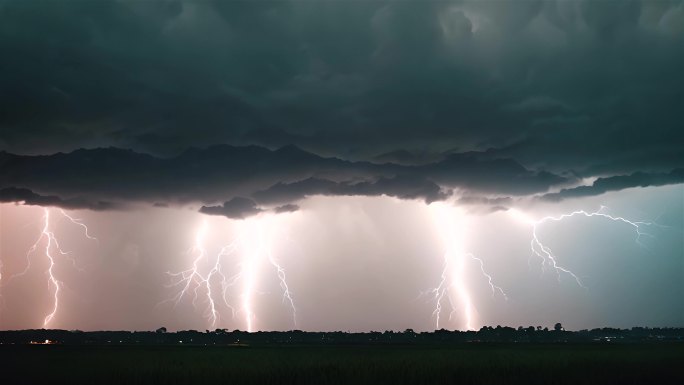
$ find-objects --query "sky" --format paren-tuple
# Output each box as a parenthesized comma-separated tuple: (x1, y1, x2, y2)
(0, 0, 683, 332)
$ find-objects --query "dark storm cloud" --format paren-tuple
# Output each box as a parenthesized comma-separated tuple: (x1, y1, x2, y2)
(252, 174, 448, 206)
(541, 169, 684, 202)
(200, 197, 262, 219)
(0, 0, 683, 203)
(0, 145, 567, 217)
(417, 153, 567, 196)
(273, 204, 299, 214)
(0, 187, 118, 211)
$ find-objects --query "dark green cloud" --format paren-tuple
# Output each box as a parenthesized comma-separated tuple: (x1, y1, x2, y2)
(541, 168, 684, 202)
(1, 0, 682, 202)
(0, 144, 565, 215)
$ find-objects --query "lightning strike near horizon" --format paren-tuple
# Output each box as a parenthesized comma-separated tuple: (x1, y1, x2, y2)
(428, 204, 507, 331)
(2, 207, 97, 327)
(509, 206, 658, 288)
(163, 215, 297, 332)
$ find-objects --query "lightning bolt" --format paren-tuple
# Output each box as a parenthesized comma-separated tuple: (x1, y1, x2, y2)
(510, 206, 657, 288)
(59, 209, 98, 241)
(163, 215, 297, 332)
(267, 247, 297, 327)
(428, 203, 507, 331)
(41, 209, 62, 327)
(4, 208, 97, 327)
(163, 220, 219, 326)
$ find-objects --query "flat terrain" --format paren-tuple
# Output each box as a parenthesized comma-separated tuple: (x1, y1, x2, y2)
(1, 343, 682, 384)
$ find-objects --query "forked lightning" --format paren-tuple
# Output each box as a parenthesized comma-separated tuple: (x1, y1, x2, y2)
(163, 216, 297, 332)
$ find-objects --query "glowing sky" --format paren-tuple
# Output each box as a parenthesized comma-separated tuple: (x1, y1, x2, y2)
(0, 0, 683, 331)
(1, 185, 682, 331)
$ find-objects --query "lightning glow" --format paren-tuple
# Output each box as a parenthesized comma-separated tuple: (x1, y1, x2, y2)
(163, 214, 297, 332)
(428, 203, 507, 331)
(3, 208, 97, 327)
(509, 206, 657, 288)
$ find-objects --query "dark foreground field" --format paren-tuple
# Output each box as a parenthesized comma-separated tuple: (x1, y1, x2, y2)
(1, 343, 682, 385)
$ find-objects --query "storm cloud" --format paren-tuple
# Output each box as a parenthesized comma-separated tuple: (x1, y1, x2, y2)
(200, 197, 263, 219)
(0, 145, 566, 215)
(0, 0, 683, 214)
(541, 168, 684, 202)
(0, 187, 118, 211)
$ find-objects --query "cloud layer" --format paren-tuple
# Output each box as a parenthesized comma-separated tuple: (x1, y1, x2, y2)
(1, 1, 682, 168)
(1, 0, 683, 214)
(541, 169, 684, 202)
(0, 145, 568, 214)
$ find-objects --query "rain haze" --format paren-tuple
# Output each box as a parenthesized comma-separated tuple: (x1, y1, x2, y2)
(0, 0, 683, 332)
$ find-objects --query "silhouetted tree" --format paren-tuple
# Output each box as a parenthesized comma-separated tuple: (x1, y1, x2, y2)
(554, 323, 563, 332)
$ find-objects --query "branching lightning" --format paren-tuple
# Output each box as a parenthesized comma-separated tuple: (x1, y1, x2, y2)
(426, 204, 657, 331)
(162, 215, 297, 332)
(428, 203, 507, 331)
(59, 209, 98, 241)
(3, 208, 97, 327)
(1, 200, 664, 332)
(509, 206, 658, 288)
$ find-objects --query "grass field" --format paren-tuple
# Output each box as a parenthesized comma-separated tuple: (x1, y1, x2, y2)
(1, 343, 682, 384)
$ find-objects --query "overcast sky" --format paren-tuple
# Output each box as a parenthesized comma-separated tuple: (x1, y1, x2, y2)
(0, 0, 682, 331)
